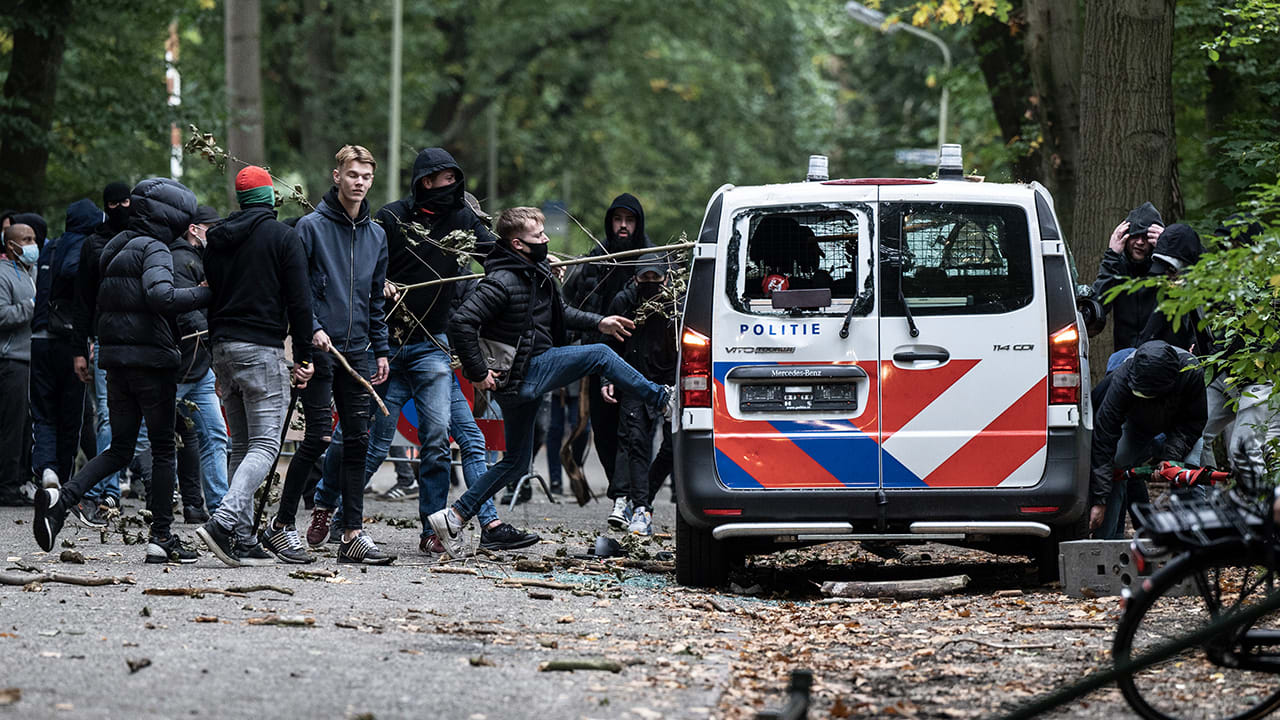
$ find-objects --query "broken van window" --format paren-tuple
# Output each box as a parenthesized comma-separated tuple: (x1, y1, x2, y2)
(735, 207, 866, 315)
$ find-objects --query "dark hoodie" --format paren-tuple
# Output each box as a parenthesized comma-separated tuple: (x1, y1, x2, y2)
(1089, 340, 1206, 505)
(450, 242, 601, 391)
(1136, 223, 1210, 351)
(72, 201, 133, 356)
(373, 148, 496, 344)
(204, 204, 313, 363)
(1091, 203, 1162, 350)
(295, 187, 389, 356)
(34, 199, 101, 337)
(563, 193, 652, 345)
(96, 178, 211, 371)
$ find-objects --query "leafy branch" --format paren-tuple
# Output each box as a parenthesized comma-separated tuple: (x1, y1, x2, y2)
(182, 124, 313, 211)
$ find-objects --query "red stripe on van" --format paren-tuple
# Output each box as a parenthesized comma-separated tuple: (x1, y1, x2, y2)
(919, 378, 1048, 488)
(880, 359, 980, 441)
(711, 379, 846, 489)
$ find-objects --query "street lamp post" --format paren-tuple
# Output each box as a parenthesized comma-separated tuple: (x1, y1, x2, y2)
(844, 1, 952, 148)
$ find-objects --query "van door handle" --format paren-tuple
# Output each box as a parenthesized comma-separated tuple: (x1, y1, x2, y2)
(893, 350, 950, 363)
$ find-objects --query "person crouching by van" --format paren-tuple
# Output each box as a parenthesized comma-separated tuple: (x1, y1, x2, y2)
(600, 255, 678, 536)
(1088, 340, 1207, 539)
(432, 207, 675, 557)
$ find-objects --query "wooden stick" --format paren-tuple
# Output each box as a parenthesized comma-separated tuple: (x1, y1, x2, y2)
(820, 574, 970, 600)
(393, 242, 696, 293)
(0, 572, 135, 587)
(939, 638, 1055, 651)
(538, 659, 623, 673)
(328, 346, 390, 416)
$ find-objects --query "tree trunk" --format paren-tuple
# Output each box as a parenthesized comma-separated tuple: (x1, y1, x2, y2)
(0, 0, 72, 212)
(1023, 0, 1082, 244)
(1203, 61, 1236, 210)
(972, 8, 1043, 185)
(224, 0, 265, 205)
(1073, 0, 1177, 381)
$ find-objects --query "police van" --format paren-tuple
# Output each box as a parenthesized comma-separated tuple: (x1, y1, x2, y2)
(673, 146, 1092, 587)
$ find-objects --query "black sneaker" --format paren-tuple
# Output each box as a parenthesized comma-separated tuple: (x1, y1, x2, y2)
(196, 521, 240, 568)
(34, 488, 68, 552)
(479, 523, 541, 551)
(145, 534, 200, 564)
(328, 519, 342, 544)
(260, 522, 315, 564)
(183, 505, 210, 524)
(337, 532, 395, 565)
(71, 499, 108, 529)
(234, 541, 275, 567)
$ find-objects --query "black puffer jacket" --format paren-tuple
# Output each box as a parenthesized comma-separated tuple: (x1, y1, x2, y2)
(168, 237, 210, 382)
(450, 243, 601, 391)
(1092, 249, 1158, 351)
(563, 193, 652, 344)
(374, 148, 496, 344)
(96, 178, 211, 371)
(71, 216, 128, 356)
(1089, 340, 1207, 505)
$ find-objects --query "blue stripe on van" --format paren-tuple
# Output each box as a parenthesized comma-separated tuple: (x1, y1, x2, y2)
(768, 420, 879, 488)
(882, 450, 928, 488)
(714, 448, 766, 489)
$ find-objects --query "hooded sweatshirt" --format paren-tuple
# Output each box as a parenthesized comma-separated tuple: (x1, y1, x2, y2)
(373, 148, 496, 344)
(1091, 203, 1163, 350)
(34, 199, 101, 338)
(1136, 223, 1211, 351)
(295, 187, 389, 356)
(563, 193, 653, 345)
(203, 204, 313, 363)
(1089, 340, 1206, 505)
(72, 204, 132, 356)
(96, 178, 211, 371)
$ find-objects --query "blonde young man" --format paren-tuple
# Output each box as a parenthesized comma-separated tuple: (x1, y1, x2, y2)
(265, 145, 394, 565)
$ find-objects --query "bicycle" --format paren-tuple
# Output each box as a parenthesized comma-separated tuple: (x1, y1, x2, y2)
(1111, 466, 1280, 720)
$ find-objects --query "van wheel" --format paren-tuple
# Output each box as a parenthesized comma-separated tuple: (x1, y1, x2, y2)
(1034, 516, 1089, 583)
(676, 511, 729, 587)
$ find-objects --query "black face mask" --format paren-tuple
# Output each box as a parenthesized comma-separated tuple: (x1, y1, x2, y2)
(521, 241, 549, 263)
(413, 178, 463, 216)
(637, 281, 662, 299)
(106, 206, 130, 232)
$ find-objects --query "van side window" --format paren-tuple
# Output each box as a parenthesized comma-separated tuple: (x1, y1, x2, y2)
(879, 202, 1033, 316)
(739, 209, 861, 312)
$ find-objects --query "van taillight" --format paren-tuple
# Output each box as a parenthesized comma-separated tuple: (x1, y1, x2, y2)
(680, 328, 711, 408)
(1049, 324, 1080, 405)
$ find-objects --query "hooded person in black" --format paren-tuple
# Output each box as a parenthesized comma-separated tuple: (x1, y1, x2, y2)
(1092, 202, 1165, 352)
(34, 178, 212, 563)
(72, 181, 132, 382)
(1135, 223, 1211, 351)
(1088, 340, 1207, 539)
(562, 194, 653, 522)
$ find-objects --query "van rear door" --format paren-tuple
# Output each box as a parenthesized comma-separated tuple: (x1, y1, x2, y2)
(710, 191, 881, 490)
(874, 191, 1048, 489)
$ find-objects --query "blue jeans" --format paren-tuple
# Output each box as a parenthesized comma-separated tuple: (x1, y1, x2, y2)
(89, 348, 120, 502)
(318, 351, 499, 535)
(1099, 420, 1206, 539)
(176, 368, 230, 511)
(452, 344, 666, 521)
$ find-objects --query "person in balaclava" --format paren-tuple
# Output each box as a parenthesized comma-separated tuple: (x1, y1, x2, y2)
(0, 224, 38, 506)
(1092, 201, 1166, 353)
(562, 193, 653, 528)
(599, 253, 679, 536)
(29, 199, 101, 525)
(33, 178, 211, 564)
(1088, 340, 1207, 539)
(70, 181, 136, 515)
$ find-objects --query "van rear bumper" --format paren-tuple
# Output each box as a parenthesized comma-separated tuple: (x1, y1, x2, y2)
(673, 428, 1089, 533)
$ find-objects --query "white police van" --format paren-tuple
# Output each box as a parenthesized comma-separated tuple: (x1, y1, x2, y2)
(673, 147, 1092, 586)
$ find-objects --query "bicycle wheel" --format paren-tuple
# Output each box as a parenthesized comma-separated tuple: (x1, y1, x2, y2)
(1114, 545, 1280, 720)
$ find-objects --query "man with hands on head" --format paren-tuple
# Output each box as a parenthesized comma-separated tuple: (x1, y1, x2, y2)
(1092, 201, 1165, 353)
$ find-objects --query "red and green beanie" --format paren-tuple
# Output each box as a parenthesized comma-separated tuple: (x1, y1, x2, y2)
(235, 166, 275, 207)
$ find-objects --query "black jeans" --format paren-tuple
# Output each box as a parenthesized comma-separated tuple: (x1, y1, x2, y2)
(63, 367, 178, 538)
(589, 374, 621, 493)
(647, 422, 673, 506)
(616, 391, 663, 509)
(29, 337, 85, 483)
(277, 350, 372, 532)
(0, 359, 29, 495)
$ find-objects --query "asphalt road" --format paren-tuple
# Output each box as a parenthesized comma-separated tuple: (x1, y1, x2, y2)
(0, 450, 737, 720)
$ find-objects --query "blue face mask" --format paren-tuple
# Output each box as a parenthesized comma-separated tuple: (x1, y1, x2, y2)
(19, 245, 38, 266)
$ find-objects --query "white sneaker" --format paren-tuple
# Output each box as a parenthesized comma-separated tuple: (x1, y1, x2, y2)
(628, 507, 653, 536)
(663, 385, 677, 419)
(427, 507, 471, 558)
(41, 468, 59, 489)
(607, 497, 632, 530)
